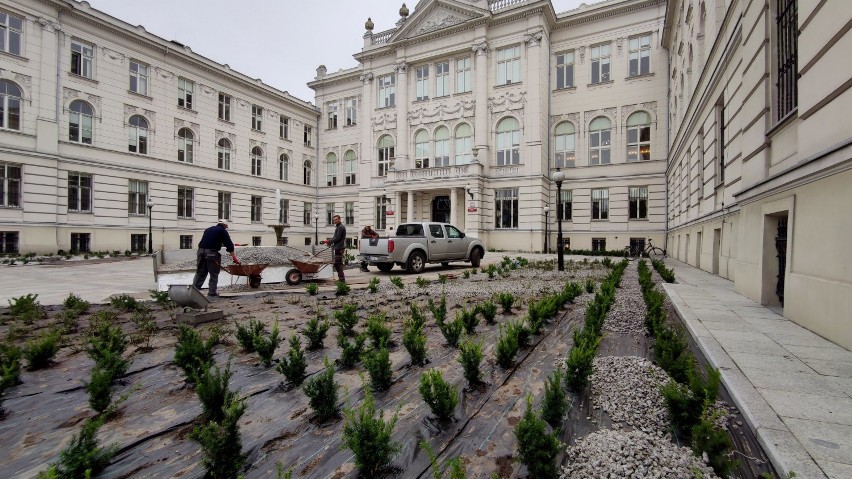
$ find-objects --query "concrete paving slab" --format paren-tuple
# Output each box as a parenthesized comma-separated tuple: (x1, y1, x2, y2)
(711, 329, 780, 345)
(760, 390, 852, 426)
(785, 418, 852, 465)
(717, 337, 791, 356)
(702, 319, 758, 333)
(784, 344, 852, 362)
(720, 368, 787, 431)
(804, 359, 852, 378)
(743, 369, 852, 399)
(822, 460, 852, 479)
(768, 332, 842, 349)
(758, 426, 828, 479)
(729, 351, 817, 375)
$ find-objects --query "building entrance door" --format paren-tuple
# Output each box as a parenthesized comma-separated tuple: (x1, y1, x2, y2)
(432, 196, 451, 223)
(775, 216, 788, 306)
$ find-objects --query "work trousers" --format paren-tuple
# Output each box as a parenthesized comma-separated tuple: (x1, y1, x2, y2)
(333, 248, 345, 281)
(192, 248, 222, 294)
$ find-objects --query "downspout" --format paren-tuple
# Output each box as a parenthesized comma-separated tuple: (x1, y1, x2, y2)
(546, 33, 552, 253)
(55, 10, 64, 251)
(663, 48, 671, 255)
(314, 103, 321, 242)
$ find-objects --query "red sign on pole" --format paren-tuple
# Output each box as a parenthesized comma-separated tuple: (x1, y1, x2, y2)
(467, 207, 478, 213)
(386, 210, 395, 216)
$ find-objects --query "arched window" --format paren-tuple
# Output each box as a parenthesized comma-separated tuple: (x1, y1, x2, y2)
(589, 116, 612, 165)
(554, 122, 575, 168)
(377, 135, 395, 176)
(434, 126, 450, 167)
(128, 115, 148, 154)
(414, 129, 430, 168)
(69, 100, 93, 144)
(326, 152, 338, 186)
(177, 127, 194, 163)
(279, 154, 289, 181)
(303, 160, 312, 185)
(344, 150, 357, 185)
(251, 146, 263, 176)
(454, 123, 472, 164)
(0, 80, 22, 131)
(496, 117, 520, 166)
(217, 138, 231, 170)
(626, 111, 652, 162)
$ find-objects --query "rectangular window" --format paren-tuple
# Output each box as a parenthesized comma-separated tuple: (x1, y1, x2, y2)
(179, 235, 193, 250)
(68, 173, 92, 213)
(345, 97, 357, 126)
(555, 51, 574, 89)
(305, 237, 311, 246)
(325, 203, 334, 226)
(629, 186, 649, 219)
(70, 233, 91, 253)
(326, 101, 338, 129)
(279, 115, 289, 139)
(495, 189, 519, 229)
(559, 190, 572, 221)
(377, 74, 396, 108)
(497, 45, 521, 85)
(304, 126, 312, 147)
(251, 196, 262, 223)
(0, 162, 22, 207)
(177, 186, 193, 218)
(127, 180, 148, 216)
(130, 234, 146, 253)
(776, 0, 798, 119)
(375, 196, 387, 230)
(326, 159, 337, 186)
(71, 39, 94, 78)
(717, 98, 725, 185)
(591, 43, 611, 83)
(279, 198, 289, 224)
(251, 105, 263, 131)
(416, 66, 430, 101)
(303, 201, 313, 226)
(436, 61, 450, 97)
(628, 34, 651, 77)
(218, 93, 231, 121)
(0, 231, 19, 254)
(178, 78, 194, 109)
(345, 155, 356, 185)
(129, 60, 148, 95)
(592, 238, 606, 252)
(218, 191, 231, 221)
(345, 201, 355, 225)
(591, 188, 609, 220)
(252, 236, 261, 246)
(456, 57, 471, 93)
(0, 12, 23, 56)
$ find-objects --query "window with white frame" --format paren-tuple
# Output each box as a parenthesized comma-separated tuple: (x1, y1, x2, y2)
(0, 12, 23, 56)
(178, 78, 193, 109)
(629, 186, 649, 219)
(591, 188, 609, 220)
(0, 231, 19, 254)
(344, 150, 356, 185)
(303, 201, 313, 225)
(251, 146, 263, 176)
(0, 80, 22, 131)
(375, 196, 387, 230)
(554, 122, 575, 168)
(1, 162, 21, 207)
(555, 51, 574, 89)
(377, 135, 394, 176)
(177, 128, 194, 163)
(454, 123, 472, 164)
(279, 198, 289, 224)
(304, 125, 312, 147)
(496, 117, 520, 166)
(127, 115, 148, 154)
(129, 60, 148, 95)
(217, 138, 231, 170)
(589, 117, 612, 165)
(415, 66, 430, 101)
(327, 101, 338, 129)
(303, 160, 312, 185)
(628, 34, 651, 76)
(251, 196, 262, 223)
(495, 188, 519, 229)
(344, 97, 357, 126)
(325, 203, 334, 225)
(590, 43, 611, 83)
(436, 61, 450, 97)
(456, 57, 471, 93)
(177, 186, 193, 218)
(414, 130, 430, 168)
(279, 115, 288, 138)
(71, 39, 94, 78)
(559, 189, 572, 221)
(326, 152, 337, 186)
(68, 100, 93, 144)
(251, 104, 263, 131)
(218, 191, 231, 220)
(345, 202, 354, 225)
(497, 45, 521, 85)
(626, 111, 651, 162)
(279, 154, 289, 181)
(218, 92, 231, 121)
(68, 173, 92, 213)
(128, 180, 148, 215)
(434, 126, 450, 167)
(377, 74, 395, 108)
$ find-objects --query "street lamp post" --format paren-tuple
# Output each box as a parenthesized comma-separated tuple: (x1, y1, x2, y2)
(146, 199, 154, 255)
(552, 168, 565, 271)
(314, 214, 319, 247)
(543, 206, 550, 253)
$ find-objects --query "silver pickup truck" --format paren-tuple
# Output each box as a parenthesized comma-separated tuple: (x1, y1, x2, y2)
(358, 222, 485, 274)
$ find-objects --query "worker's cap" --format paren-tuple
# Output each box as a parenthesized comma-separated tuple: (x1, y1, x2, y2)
(217, 219, 229, 227)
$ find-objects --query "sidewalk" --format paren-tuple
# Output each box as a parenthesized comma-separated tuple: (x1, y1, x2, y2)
(662, 259, 852, 479)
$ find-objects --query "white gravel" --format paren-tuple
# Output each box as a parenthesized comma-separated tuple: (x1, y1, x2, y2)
(590, 355, 670, 434)
(604, 262, 647, 335)
(158, 246, 311, 271)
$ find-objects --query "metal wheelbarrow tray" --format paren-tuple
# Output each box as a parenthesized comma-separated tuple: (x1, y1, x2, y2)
(223, 262, 269, 288)
(285, 248, 334, 285)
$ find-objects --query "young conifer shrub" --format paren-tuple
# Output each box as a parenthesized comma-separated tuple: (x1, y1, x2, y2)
(337, 332, 366, 368)
(421, 441, 467, 479)
(457, 307, 479, 335)
(495, 324, 519, 369)
(506, 318, 529, 348)
(303, 312, 330, 350)
(110, 294, 139, 312)
(514, 395, 562, 479)
(253, 319, 281, 367)
(23, 329, 62, 370)
(174, 324, 215, 383)
(276, 334, 308, 386)
(427, 293, 447, 324)
(341, 388, 401, 476)
(419, 369, 458, 421)
(390, 276, 404, 289)
(303, 357, 339, 422)
(149, 289, 174, 309)
(564, 334, 600, 392)
(305, 282, 319, 295)
(1, 343, 23, 391)
(335, 280, 351, 296)
(195, 361, 236, 423)
(540, 368, 568, 428)
(8, 293, 46, 324)
(62, 293, 90, 316)
(85, 366, 115, 413)
(691, 407, 735, 477)
(334, 303, 359, 336)
(409, 303, 426, 330)
(402, 318, 427, 366)
(362, 343, 393, 391)
(366, 313, 392, 348)
(87, 323, 130, 378)
(439, 317, 464, 348)
(416, 277, 430, 288)
(458, 337, 484, 385)
(475, 301, 498, 324)
(495, 292, 516, 313)
(130, 306, 157, 350)
(235, 319, 264, 352)
(585, 278, 595, 294)
(653, 325, 692, 383)
(49, 416, 118, 478)
(191, 396, 247, 479)
(368, 277, 380, 293)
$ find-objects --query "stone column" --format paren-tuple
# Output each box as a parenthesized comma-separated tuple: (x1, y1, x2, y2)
(36, 18, 61, 155)
(524, 31, 544, 152)
(359, 72, 374, 192)
(407, 191, 414, 222)
(394, 62, 409, 171)
(450, 188, 458, 226)
(392, 191, 401, 228)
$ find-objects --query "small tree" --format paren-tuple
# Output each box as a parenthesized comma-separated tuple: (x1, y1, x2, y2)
(174, 324, 215, 383)
(419, 369, 458, 421)
(334, 303, 359, 336)
(457, 307, 479, 335)
(276, 335, 307, 386)
(85, 366, 115, 413)
(362, 343, 393, 392)
(335, 280, 351, 296)
(337, 332, 366, 369)
(514, 395, 561, 479)
(368, 277, 380, 293)
(457, 337, 484, 385)
(341, 388, 401, 476)
(366, 313, 392, 348)
(402, 318, 427, 366)
(191, 397, 247, 479)
(439, 317, 464, 348)
(23, 329, 62, 370)
(235, 319, 265, 352)
(495, 292, 515, 313)
(427, 293, 447, 324)
(540, 368, 567, 428)
(195, 361, 236, 423)
(495, 324, 519, 369)
(302, 312, 330, 350)
(303, 357, 339, 422)
(475, 301, 498, 325)
(253, 318, 281, 367)
(44, 416, 118, 478)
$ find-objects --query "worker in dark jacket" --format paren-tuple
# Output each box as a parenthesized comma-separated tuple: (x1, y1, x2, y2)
(193, 219, 239, 297)
(323, 214, 347, 282)
(359, 225, 379, 272)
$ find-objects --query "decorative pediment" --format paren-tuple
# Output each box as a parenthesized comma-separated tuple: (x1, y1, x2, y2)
(389, 0, 487, 42)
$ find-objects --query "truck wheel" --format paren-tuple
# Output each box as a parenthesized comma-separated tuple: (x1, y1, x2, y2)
(407, 251, 426, 274)
(285, 269, 302, 285)
(376, 263, 394, 272)
(470, 248, 482, 268)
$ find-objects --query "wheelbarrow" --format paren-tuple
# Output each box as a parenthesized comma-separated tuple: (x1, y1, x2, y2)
(224, 262, 269, 288)
(285, 247, 334, 285)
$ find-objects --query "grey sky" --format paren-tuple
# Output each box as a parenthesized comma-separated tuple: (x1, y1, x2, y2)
(88, 0, 589, 103)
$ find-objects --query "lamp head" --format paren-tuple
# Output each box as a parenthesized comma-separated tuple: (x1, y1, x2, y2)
(552, 168, 565, 183)
(146, 199, 154, 208)
(544, 206, 550, 213)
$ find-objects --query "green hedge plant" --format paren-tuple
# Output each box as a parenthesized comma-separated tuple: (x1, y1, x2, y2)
(174, 324, 215, 383)
(302, 312, 330, 350)
(235, 319, 264, 352)
(276, 335, 307, 386)
(458, 337, 484, 385)
(334, 303, 359, 336)
(24, 329, 62, 370)
(514, 395, 562, 479)
(253, 318, 281, 367)
(341, 388, 401, 476)
(540, 368, 568, 428)
(402, 318, 427, 367)
(419, 369, 458, 421)
(362, 343, 393, 392)
(302, 357, 340, 422)
(195, 361, 237, 423)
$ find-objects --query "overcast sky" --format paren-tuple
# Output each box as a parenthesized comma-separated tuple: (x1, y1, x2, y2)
(88, 0, 590, 102)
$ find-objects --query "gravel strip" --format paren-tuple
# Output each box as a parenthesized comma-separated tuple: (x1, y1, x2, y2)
(604, 261, 647, 334)
(158, 246, 312, 271)
(591, 355, 669, 434)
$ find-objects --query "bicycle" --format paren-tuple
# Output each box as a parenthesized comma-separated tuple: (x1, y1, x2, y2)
(623, 239, 666, 261)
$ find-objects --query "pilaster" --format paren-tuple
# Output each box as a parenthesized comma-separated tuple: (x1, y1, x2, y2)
(394, 61, 409, 170)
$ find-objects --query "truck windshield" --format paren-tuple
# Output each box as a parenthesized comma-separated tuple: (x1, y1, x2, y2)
(396, 224, 424, 236)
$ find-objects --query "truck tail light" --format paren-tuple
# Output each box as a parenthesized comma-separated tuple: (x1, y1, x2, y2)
(388, 239, 395, 253)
